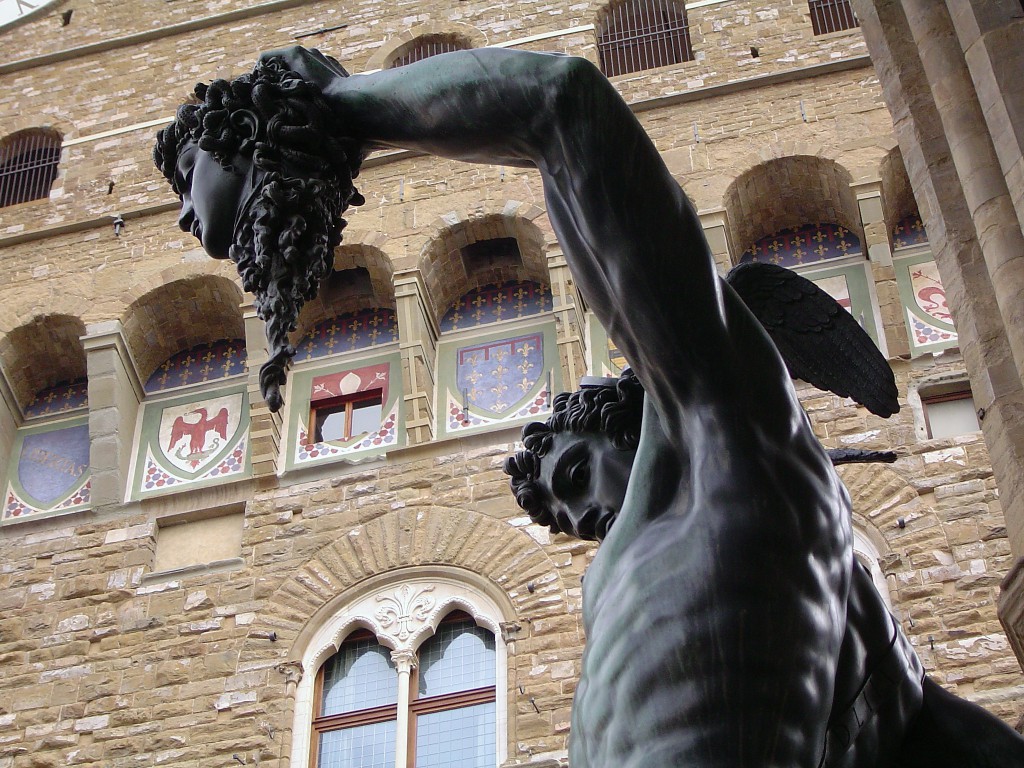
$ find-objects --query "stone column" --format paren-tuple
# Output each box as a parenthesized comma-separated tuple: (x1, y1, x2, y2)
(546, 249, 586, 388)
(852, 180, 909, 359)
(945, 0, 1024, 234)
(852, 0, 1024, 667)
(81, 320, 144, 510)
(394, 270, 438, 446)
(242, 300, 282, 486)
(699, 207, 734, 275)
(900, 0, 1024, 380)
(391, 649, 417, 768)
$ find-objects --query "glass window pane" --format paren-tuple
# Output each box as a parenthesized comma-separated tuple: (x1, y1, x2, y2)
(321, 637, 398, 715)
(318, 720, 396, 768)
(415, 702, 495, 768)
(927, 396, 979, 439)
(418, 619, 495, 697)
(350, 399, 383, 436)
(316, 406, 348, 443)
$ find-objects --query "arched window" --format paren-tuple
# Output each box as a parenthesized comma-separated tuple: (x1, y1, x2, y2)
(597, 0, 694, 77)
(312, 612, 496, 767)
(292, 574, 510, 768)
(808, 0, 859, 35)
(388, 34, 471, 68)
(0, 128, 61, 208)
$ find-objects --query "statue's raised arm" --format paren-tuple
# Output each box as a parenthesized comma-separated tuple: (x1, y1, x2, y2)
(255, 46, 803, 442)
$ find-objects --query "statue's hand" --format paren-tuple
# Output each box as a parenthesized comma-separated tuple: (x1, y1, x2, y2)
(258, 45, 350, 95)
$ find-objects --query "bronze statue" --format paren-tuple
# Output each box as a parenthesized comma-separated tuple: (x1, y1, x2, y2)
(157, 46, 1024, 767)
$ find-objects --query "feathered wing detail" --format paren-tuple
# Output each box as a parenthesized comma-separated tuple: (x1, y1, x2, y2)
(726, 262, 900, 418)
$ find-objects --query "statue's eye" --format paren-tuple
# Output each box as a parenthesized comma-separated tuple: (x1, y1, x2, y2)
(567, 458, 589, 491)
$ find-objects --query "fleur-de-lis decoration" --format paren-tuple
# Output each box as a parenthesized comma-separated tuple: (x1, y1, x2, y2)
(375, 585, 436, 641)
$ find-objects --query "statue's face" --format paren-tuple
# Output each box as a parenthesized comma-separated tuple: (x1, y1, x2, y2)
(174, 140, 253, 259)
(539, 431, 636, 541)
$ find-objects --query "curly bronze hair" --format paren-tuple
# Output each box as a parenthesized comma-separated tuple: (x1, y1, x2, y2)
(503, 369, 644, 534)
(154, 57, 365, 411)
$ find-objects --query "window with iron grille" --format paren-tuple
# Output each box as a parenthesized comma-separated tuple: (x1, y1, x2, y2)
(597, 0, 694, 77)
(808, 0, 859, 35)
(0, 129, 61, 208)
(388, 34, 471, 68)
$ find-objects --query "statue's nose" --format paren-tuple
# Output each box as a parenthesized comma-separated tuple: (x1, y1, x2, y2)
(178, 199, 195, 233)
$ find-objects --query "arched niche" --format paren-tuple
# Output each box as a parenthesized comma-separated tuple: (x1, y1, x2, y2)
(724, 154, 862, 263)
(120, 275, 245, 386)
(417, 209, 550, 326)
(0, 312, 87, 416)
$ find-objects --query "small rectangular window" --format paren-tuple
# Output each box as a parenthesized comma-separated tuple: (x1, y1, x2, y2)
(312, 391, 384, 443)
(922, 390, 979, 439)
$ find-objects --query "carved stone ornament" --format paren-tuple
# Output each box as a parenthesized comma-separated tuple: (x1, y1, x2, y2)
(375, 584, 436, 641)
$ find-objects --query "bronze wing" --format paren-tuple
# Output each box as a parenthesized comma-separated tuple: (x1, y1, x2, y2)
(726, 261, 899, 418)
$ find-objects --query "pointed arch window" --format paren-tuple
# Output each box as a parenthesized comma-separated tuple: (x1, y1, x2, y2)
(0, 128, 61, 208)
(597, 0, 694, 77)
(291, 575, 511, 768)
(309, 611, 498, 768)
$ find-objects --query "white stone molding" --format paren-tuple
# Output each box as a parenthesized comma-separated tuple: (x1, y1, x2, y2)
(290, 570, 511, 768)
(853, 527, 893, 611)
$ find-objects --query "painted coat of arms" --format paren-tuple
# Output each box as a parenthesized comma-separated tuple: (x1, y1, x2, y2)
(157, 392, 244, 474)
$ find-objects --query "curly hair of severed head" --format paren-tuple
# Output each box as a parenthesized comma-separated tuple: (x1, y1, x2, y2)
(154, 56, 364, 412)
(503, 369, 644, 534)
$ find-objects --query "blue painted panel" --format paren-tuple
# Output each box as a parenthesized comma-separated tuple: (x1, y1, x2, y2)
(456, 333, 544, 415)
(18, 423, 89, 504)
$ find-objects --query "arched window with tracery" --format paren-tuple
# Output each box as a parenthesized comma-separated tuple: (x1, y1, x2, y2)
(0, 128, 61, 208)
(292, 574, 510, 768)
(388, 34, 471, 69)
(313, 612, 496, 767)
(597, 0, 694, 77)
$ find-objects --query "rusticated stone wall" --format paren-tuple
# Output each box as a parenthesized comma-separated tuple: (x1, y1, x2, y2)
(1, 2, 1023, 767)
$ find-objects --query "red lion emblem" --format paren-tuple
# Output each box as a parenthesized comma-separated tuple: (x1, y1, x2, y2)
(168, 407, 229, 455)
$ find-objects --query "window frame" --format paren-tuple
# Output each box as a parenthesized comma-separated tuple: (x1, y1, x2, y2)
(596, 0, 694, 78)
(808, 0, 859, 36)
(0, 128, 62, 209)
(291, 574, 511, 768)
(311, 389, 385, 444)
(387, 34, 471, 69)
(921, 388, 979, 440)
(309, 613, 498, 768)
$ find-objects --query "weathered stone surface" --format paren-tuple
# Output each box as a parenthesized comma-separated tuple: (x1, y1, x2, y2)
(0, 2, 1021, 767)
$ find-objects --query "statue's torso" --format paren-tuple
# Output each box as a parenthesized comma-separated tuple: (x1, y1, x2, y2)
(567, 408, 920, 767)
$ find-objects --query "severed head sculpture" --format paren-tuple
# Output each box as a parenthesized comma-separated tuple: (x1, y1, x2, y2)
(154, 57, 365, 411)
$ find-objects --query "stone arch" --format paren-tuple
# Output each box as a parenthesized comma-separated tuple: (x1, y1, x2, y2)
(0, 313, 87, 413)
(237, 506, 577, 764)
(120, 273, 245, 386)
(880, 144, 924, 245)
(723, 152, 861, 263)
(416, 203, 552, 324)
(365, 23, 487, 71)
(238, 505, 575, 669)
(839, 464, 924, 610)
(838, 463, 921, 535)
(293, 241, 397, 341)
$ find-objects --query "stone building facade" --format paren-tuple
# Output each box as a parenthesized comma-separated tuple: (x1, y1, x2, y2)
(0, 1, 1022, 767)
